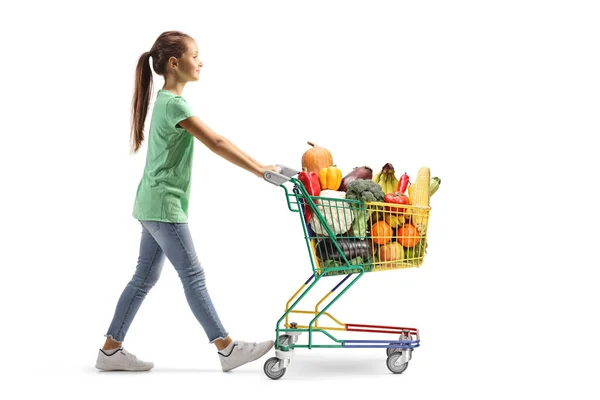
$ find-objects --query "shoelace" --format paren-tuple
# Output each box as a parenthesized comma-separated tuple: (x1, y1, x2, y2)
(119, 349, 138, 360)
(235, 341, 256, 350)
(121, 348, 146, 366)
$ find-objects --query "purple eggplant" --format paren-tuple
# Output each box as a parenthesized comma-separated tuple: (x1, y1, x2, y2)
(315, 237, 374, 262)
(339, 166, 373, 192)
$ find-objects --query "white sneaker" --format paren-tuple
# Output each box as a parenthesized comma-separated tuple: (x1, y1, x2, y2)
(219, 340, 274, 372)
(95, 347, 154, 371)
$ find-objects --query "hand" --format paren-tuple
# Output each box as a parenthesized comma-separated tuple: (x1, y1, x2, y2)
(254, 164, 279, 179)
(263, 165, 280, 173)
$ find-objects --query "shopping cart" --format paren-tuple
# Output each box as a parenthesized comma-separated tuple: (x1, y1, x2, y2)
(262, 165, 432, 380)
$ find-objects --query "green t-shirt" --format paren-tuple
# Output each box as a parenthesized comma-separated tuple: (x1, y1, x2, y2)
(132, 90, 195, 223)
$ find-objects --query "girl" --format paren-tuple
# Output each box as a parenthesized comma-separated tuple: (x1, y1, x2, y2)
(96, 31, 276, 372)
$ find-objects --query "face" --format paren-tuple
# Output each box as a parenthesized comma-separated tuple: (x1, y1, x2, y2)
(171, 39, 203, 82)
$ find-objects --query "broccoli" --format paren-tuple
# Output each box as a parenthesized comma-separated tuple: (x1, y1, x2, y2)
(346, 179, 385, 202)
(345, 179, 385, 238)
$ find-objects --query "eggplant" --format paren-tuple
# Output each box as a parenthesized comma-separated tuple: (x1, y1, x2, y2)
(339, 166, 373, 192)
(315, 237, 373, 262)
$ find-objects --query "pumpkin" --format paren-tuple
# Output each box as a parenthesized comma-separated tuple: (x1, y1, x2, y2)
(370, 221, 393, 245)
(302, 141, 333, 174)
(398, 223, 420, 247)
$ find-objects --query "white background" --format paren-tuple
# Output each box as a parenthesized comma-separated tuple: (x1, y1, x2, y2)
(1, 0, 599, 398)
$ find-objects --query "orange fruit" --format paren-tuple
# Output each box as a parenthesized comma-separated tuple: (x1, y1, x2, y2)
(370, 221, 392, 245)
(398, 224, 420, 247)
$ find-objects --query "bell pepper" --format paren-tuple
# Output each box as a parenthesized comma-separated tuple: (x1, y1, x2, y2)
(298, 168, 321, 223)
(319, 165, 342, 191)
(397, 172, 410, 194)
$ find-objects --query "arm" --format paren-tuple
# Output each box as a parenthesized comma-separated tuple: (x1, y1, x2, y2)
(219, 135, 266, 169)
(178, 116, 276, 178)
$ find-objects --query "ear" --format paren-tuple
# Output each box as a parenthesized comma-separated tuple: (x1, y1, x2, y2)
(168, 56, 178, 70)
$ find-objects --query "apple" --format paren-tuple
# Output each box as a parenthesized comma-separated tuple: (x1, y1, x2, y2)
(378, 242, 404, 262)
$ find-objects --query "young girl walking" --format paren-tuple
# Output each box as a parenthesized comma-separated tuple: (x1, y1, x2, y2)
(96, 30, 276, 372)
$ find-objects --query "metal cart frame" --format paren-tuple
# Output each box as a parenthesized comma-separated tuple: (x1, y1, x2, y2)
(262, 165, 430, 379)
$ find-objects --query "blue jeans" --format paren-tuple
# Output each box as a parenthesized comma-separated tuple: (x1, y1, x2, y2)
(105, 220, 228, 343)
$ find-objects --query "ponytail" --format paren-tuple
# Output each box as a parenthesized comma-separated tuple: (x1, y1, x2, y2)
(130, 51, 153, 154)
(129, 31, 193, 154)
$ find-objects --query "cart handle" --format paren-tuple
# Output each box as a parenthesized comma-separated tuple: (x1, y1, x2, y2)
(264, 164, 299, 186)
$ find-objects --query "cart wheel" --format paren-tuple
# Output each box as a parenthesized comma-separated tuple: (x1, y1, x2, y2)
(386, 353, 409, 374)
(386, 347, 402, 356)
(264, 357, 286, 380)
(387, 333, 410, 356)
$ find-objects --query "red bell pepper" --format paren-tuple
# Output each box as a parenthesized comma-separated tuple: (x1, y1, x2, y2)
(397, 172, 410, 194)
(298, 168, 321, 223)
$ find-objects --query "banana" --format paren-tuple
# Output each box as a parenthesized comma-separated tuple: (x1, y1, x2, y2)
(382, 173, 392, 194)
(372, 171, 381, 182)
(378, 172, 386, 192)
(389, 174, 399, 194)
(385, 172, 397, 194)
(375, 163, 401, 194)
(372, 171, 384, 189)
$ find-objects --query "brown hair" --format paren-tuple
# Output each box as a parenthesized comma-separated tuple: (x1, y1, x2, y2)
(130, 31, 193, 154)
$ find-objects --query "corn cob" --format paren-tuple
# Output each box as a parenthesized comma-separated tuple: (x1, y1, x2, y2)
(411, 167, 430, 233)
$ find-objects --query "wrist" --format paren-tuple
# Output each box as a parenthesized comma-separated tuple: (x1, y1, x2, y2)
(256, 166, 265, 178)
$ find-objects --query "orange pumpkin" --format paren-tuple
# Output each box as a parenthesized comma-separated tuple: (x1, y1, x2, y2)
(370, 221, 392, 245)
(302, 141, 333, 174)
(398, 224, 420, 247)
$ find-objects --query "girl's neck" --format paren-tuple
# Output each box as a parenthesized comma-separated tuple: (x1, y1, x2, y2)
(162, 80, 186, 96)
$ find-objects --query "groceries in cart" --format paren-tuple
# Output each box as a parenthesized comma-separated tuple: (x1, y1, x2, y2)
(299, 141, 441, 276)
